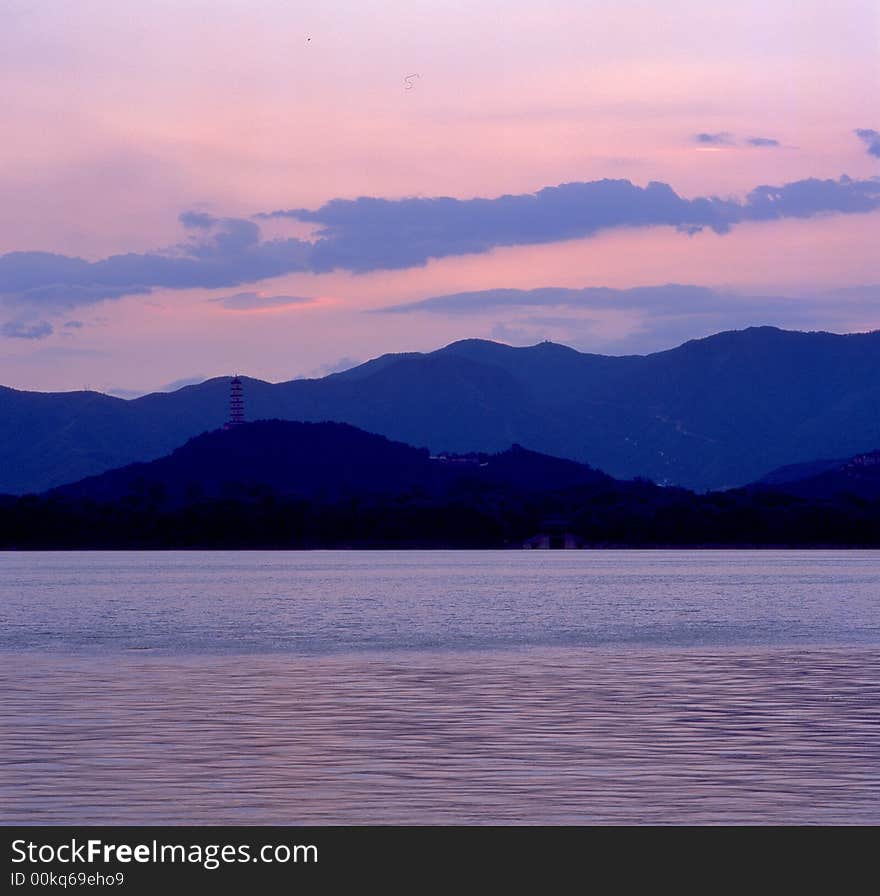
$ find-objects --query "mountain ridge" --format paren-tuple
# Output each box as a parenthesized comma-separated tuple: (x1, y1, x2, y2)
(3, 325, 880, 493)
(751, 449, 880, 500)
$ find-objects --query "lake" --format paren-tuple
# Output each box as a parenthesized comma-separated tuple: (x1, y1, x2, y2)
(2, 550, 878, 824)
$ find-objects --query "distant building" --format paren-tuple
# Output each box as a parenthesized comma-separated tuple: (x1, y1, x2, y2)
(429, 452, 487, 467)
(523, 516, 585, 549)
(226, 376, 245, 427)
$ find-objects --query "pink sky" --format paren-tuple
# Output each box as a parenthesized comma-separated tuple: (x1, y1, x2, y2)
(0, 0, 878, 392)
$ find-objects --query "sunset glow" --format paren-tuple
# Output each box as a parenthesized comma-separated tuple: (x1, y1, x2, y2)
(1, 0, 877, 392)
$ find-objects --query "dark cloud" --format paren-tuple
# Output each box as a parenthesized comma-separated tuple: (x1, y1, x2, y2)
(268, 179, 742, 272)
(691, 134, 780, 149)
(2, 171, 879, 318)
(855, 128, 880, 158)
(7, 283, 154, 310)
(2, 320, 53, 339)
(381, 282, 880, 318)
(265, 175, 880, 273)
(63, 320, 84, 328)
(692, 132, 735, 145)
(209, 291, 314, 310)
(741, 175, 880, 220)
(178, 210, 217, 229)
(746, 136, 780, 147)
(0, 214, 311, 312)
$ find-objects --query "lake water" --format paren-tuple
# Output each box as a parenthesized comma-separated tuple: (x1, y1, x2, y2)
(2, 550, 879, 824)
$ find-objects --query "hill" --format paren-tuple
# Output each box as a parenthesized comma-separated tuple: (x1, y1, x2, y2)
(49, 419, 612, 507)
(3, 421, 880, 549)
(3, 326, 880, 493)
(752, 450, 880, 500)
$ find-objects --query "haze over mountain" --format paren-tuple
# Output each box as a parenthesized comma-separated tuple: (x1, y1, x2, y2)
(3, 326, 880, 494)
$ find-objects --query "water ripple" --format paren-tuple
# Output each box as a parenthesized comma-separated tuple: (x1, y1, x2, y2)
(2, 647, 878, 824)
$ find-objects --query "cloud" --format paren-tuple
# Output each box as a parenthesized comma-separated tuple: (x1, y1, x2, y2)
(103, 387, 144, 399)
(178, 210, 216, 229)
(104, 374, 208, 399)
(377, 284, 762, 315)
(692, 132, 735, 146)
(746, 136, 780, 147)
(2, 320, 53, 339)
(209, 291, 314, 310)
(63, 320, 84, 328)
(264, 174, 880, 273)
(380, 282, 880, 316)
(692, 133, 781, 148)
(0, 213, 311, 313)
(159, 375, 207, 391)
(855, 128, 880, 158)
(2, 168, 879, 318)
(489, 322, 552, 345)
(311, 356, 362, 377)
(375, 283, 880, 355)
(11, 283, 153, 309)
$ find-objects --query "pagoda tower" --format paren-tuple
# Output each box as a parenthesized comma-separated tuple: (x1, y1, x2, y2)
(229, 376, 245, 426)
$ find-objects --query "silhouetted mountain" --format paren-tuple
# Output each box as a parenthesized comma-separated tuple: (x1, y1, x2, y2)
(756, 456, 848, 485)
(752, 450, 880, 500)
(4, 326, 880, 493)
(50, 420, 612, 506)
(3, 420, 880, 548)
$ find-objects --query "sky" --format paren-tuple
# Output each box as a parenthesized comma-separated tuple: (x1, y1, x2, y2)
(0, 0, 878, 394)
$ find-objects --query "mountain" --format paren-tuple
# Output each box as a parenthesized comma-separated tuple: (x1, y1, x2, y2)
(4, 326, 880, 493)
(756, 456, 848, 485)
(752, 450, 880, 500)
(50, 419, 613, 506)
(0, 420, 632, 549)
(5, 419, 879, 549)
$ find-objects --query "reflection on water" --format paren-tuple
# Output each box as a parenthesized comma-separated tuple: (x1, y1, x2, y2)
(3, 648, 878, 824)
